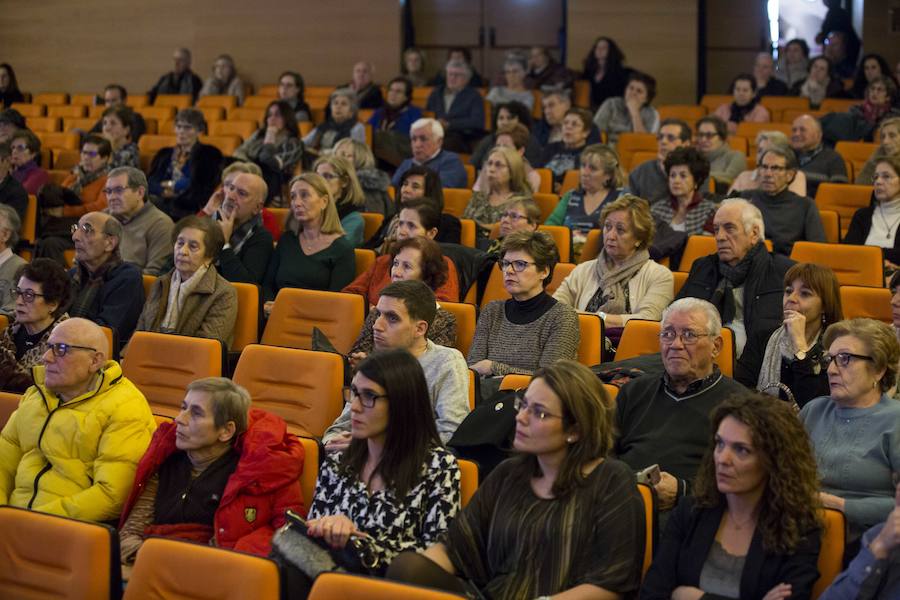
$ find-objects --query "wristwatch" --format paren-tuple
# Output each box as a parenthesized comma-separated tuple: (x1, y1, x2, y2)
(794, 349, 807, 361)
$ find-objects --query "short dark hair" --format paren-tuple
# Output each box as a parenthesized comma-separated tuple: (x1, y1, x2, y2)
(496, 123, 531, 150)
(15, 258, 72, 318)
(399, 165, 444, 212)
(730, 73, 757, 93)
(378, 279, 437, 331)
(399, 198, 441, 231)
(760, 145, 798, 170)
(263, 99, 300, 138)
(12, 129, 40, 155)
(627, 70, 657, 105)
(390, 236, 449, 292)
(500, 230, 559, 288)
(82, 134, 112, 158)
(785, 38, 810, 59)
(172, 215, 224, 260)
(104, 84, 128, 101)
(279, 71, 305, 98)
(343, 349, 441, 498)
(493, 101, 533, 130)
(659, 118, 692, 142)
(447, 47, 472, 63)
(783, 263, 843, 329)
(696, 115, 728, 140)
(564, 107, 593, 132)
(175, 108, 207, 134)
(664, 146, 710, 187)
(101, 104, 135, 137)
(387, 76, 413, 102)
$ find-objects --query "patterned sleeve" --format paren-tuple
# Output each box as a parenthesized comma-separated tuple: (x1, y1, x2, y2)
(307, 453, 342, 520)
(415, 449, 460, 548)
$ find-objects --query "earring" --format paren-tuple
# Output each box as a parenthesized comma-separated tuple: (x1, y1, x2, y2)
(566, 436, 576, 443)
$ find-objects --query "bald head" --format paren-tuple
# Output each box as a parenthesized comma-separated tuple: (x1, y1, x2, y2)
(55, 318, 109, 360)
(42, 317, 110, 399)
(224, 172, 267, 224)
(790, 114, 822, 152)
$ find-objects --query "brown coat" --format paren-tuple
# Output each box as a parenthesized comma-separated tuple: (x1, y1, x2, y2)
(136, 266, 237, 347)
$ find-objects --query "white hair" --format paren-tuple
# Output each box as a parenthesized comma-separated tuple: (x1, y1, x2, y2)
(411, 118, 444, 140)
(662, 298, 722, 335)
(445, 59, 472, 79)
(717, 198, 765, 240)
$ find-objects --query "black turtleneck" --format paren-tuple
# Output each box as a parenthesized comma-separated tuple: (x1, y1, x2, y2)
(504, 291, 557, 325)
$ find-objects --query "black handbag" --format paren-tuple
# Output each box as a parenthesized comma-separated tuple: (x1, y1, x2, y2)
(447, 387, 519, 481)
(280, 509, 381, 574)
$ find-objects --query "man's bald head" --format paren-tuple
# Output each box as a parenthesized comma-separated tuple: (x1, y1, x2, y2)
(224, 173, 266, 224)
(790, 114, 822, 152)
(55, 318, 109, 360)
(42, 318, 109, 399)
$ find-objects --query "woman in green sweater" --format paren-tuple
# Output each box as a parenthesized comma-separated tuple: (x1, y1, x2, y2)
(263, 173, 355, 315)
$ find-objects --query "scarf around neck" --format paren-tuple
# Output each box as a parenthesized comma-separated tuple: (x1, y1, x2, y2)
(730, 96, 760, 124)
(69, 164, 109, 197)
(585, 248, 649, 314)
(711, 241, 764, 323)
(161, 263, 210, 332)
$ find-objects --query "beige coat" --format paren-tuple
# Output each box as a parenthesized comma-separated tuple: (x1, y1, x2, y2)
(553, 259, 673, 323)
(136, 265, 237, 347)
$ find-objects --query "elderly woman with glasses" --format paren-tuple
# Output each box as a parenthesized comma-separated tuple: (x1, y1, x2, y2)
(387, 360, 645, 599)
(800, 318, 900, 542)
(0, 204, 25, 317)
(272, 349, 460, 595)
(0, 258, 71, 392)
(61, 134, 112, 217)
(147, 108, 224, 221)
(119, 377, 303, 564)
(467, 230, 579, 377)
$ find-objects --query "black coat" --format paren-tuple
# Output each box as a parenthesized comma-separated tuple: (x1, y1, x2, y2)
(843, 204, 896, 263)
(640, 497, 821, 600)
(148, 143, 223, 221)
(675, 243, 794, 350)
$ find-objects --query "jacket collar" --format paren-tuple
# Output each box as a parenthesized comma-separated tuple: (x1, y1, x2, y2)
(32, 360, 125, 410)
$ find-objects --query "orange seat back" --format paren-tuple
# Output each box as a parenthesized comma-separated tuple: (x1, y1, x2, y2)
(637, 483, 657, 579)
(10, 102, 45, 117)
(577, 313, 603, 367)
(261, 288, 364, 355)
(309, 572, 465, 600)
(233, 344, 344, 438)
(297, 436, 321, 505)
(790, 241, 883, 287)
(815, 183, 873, 238)
(459, 218, 476, 248)
(499, 374, 531, 390)
(840, 286, 892, 322)
(21, 195, 37, 244)
(819, 209, 840, 243)
(124, 537, 280, 600)
(617, 320, 735, 376)
(196, 95, 238, 111)
(354, 248, 376, 278)
(673, 271, 689, 297)
(200, 134, 241, 155)
(538, 225, 571, 263)
(617, 132, 658, 169)
(441, 301, 476, 357)
(135, 105, 177, 123)
(442, 188, 471, 218)
(0, 505, 119, 600)
(231, 282, 260, 351)
(361, 212, 384, 244)
(122, 332, 224, 417)
(533, 192, 560, 223)
(559, 169, 580, 195)
(209, 119, 258, 139)
(658, 104, 706, 122)
(0, 391, 20, 429)
(812, 509, 846, 599)
(458, 459, 478, 508)
(138, 134, 177, 156)
(578, 229, 602, 263)
(153, 94, 192, 109)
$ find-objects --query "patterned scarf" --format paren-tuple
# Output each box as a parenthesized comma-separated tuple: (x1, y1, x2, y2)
(711, 241, 764, 323)
(860, 100, 892, 126)
(585, 249, 649, 314)
(68, 258, 121, 319)
(68, 164, 109, 197)
(160, 263, 209, 332)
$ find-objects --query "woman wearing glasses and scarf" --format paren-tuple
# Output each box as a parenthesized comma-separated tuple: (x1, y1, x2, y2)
(554, 194, 673, 329)
(0, 258, 70, 392)
(800, 317, 900, 543)
(467, 230, 579, 377)
(387, 360, 645, 599)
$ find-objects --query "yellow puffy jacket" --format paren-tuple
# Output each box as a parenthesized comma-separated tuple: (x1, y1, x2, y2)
(0, 360, 156, 522)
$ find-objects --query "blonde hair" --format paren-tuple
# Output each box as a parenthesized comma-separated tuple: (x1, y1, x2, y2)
(599, 193, 655, 249)
(823, 318, 900, 392)
(333, 138, 376, 170)
(287, 172, 344, 235)
(486, 145, 531, 195)
(313, 155, 366, 209)
(580, 144, 626, 189)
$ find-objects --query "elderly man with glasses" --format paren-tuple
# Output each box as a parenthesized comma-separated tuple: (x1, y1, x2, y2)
(105, 166, 173, 275)
(0, 317, 156, 522)
(613, 297, 746, 513)
(68, 211, 145, 343)
(628, 118, 694, 204)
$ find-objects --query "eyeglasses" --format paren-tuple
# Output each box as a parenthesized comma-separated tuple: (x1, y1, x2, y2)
(81, 149, 100, 158)
(318, 172, 339, 181)
(696, 132, 719, 139)
(102, 185, 131, 196)
(10, 144, 27, 152)
(873, 172, 899, 182)
(342, 385, 388, 408)
(823, 352, 874, 368)
(499, 259, 535, 272)
(514, 394, 563, 421)
(659, 329, 714, 345)
(47, 343, 98, 358)
(657, 133, 679, 142)
(499, 211, 527, 221)
(13, 288, 45, 303)
(71, 222, 104, 236)
(758, 164, 788, 172)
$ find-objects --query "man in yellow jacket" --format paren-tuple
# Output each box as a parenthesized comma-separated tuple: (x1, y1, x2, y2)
(0, 317, 156, 521)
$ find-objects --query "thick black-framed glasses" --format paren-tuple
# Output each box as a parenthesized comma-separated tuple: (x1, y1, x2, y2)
(823, 352, 874, 368)
(13, 288, 45, 303)
(47, 343, 98, 358)
(342, 385, 388, 408)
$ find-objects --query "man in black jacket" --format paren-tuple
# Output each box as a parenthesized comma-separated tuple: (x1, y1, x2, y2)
(676, 199, 793, 358)
(213, 172, 273, 286)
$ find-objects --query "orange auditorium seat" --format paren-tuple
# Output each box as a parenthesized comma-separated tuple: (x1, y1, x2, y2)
(210, 119, 258, 139)
(153, 94, 192, 109)
(10, 103, 44, 117)
(814, 183, 873, 238)
(658, 104, 706, 122)
(197, 95, 238, 111)
(47, 105, 87, 119)
(32, 92, 68, 106)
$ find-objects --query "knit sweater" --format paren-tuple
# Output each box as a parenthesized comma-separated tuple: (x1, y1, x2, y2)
(553, 258, 673, 323)
(467, 295, 579, 376)
(796, 145, 849, 197)
(705, 144, 747, 186)
(116, 202, 174, 275)
(614, 372, 747, 484)
(323, 340, 470, 444)
(799, 394, 900, 536)
(627, 160, 669, 205)
(592, 97, 660, 145)
(741, 188, 826, 255)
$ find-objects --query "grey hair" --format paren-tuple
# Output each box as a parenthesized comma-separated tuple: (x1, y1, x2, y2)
(662, 297, 722, 335)
(504, 55, 527, 72)
(107, 166, 148, 192)
(446, 59, 472, 79)
(717, 197, 765, 240)
(186, 377, 252, 434)
(176, 47, 192, 62)
(411, 117, 444, 140)
(760, 145, 799, 170)
(0, 204, 20, 248)
(329, 87, 359, 116)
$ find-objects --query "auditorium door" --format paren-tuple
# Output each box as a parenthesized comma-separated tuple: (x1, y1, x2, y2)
(409, 0, 566, 85)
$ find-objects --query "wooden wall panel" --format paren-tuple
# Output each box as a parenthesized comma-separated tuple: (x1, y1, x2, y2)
(704, 0, 768, 97)
(860, 0, 900, 69)
(566, 0, 699, 105)
(0, 0, 401, 95)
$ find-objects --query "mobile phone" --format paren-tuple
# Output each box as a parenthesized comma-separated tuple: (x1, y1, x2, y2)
(636, 464, 661, 486)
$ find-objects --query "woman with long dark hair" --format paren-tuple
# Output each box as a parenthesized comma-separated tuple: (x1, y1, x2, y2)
(0, 64, 24, 109)
(233, 99, 303, 203)
(272, 349, 460, 593)
(581, 37, 631, 110)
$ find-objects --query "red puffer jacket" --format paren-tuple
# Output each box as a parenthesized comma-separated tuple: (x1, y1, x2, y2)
(119, 408, 306, 556)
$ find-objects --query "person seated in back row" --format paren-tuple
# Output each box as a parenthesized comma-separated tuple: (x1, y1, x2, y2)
(391, 119, 468, 191)
(425, 60, 486, 154)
